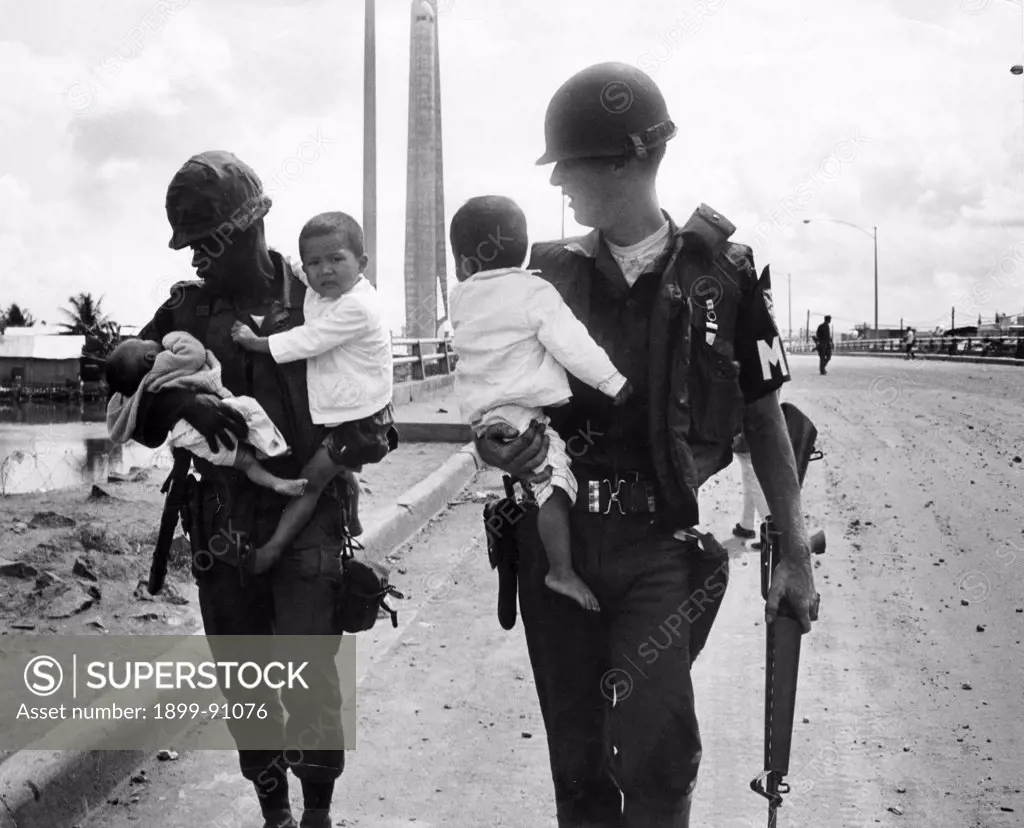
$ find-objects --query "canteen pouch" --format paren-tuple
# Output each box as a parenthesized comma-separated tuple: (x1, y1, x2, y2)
(689, 310, 745, 446)
(335, 540, 404, 633)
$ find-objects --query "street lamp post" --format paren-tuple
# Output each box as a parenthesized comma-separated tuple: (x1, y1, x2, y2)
(788, 272, 792, 342)
(1006, 0, 1024, 182)
(802, 217, 879, 336)
(1010, 0, 1024, 74)
(363, 0, 377, 287)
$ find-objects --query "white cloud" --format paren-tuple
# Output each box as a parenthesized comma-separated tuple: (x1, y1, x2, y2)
(2, 0, 1024, 333)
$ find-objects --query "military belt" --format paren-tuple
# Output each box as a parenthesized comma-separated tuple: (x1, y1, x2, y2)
(571, 470, 660, 516)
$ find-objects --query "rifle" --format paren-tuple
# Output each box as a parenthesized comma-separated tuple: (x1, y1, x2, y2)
(148, 449, 192, 595)
(749, 402, 826, 826)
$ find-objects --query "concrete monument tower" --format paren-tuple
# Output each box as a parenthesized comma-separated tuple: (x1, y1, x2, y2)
(363, 0, 377, 288)
(403, 0, 448, 338)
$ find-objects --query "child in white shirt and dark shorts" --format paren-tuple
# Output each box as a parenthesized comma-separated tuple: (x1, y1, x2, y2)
(232, 211, 398, 574)
(449, 195, 632, 611)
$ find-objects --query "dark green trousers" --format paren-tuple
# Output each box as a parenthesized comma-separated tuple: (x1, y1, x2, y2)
(516, 508, 726, 827)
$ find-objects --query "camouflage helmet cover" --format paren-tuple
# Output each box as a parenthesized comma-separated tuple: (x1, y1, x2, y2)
(536, 62, 677, 165)
(165, 150, 272, 250)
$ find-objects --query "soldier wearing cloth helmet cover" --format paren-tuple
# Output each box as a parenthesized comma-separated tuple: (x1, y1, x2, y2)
(128, 151, 352, 828)
(474, 63, 820, 827)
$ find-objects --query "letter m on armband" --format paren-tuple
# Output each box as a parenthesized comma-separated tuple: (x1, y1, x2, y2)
(757, 336, 790, 382)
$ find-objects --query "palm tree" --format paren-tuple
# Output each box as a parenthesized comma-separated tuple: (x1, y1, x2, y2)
(59, 292, 110, 335)
(59, 292, 120, 359)
(1, 303, 35, 328)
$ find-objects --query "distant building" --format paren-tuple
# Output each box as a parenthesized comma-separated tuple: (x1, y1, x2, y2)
(854, 324, 904, 340)
(0, 331, 86, 387)
(1, 324, 68, 337)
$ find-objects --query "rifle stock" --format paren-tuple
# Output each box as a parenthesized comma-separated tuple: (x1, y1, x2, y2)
(750, 404, 826, 826)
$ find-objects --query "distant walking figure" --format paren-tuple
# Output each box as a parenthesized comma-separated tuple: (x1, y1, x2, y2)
(814, 315, 833, 375)
(903, 326, 916, 359)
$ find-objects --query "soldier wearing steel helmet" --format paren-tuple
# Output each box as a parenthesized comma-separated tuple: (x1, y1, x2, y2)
(128, 151, 348, 828)
(474, 63, 819, 827)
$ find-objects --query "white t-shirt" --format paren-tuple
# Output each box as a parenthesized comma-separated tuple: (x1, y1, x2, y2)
(606, 221, 671, 286)
(268, 275, 393, 426)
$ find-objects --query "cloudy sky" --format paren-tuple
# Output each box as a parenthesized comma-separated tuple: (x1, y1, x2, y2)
(2, 0, 1024, 337)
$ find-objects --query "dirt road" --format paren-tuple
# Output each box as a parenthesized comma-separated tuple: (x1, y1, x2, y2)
(80, 354, 1024, 827)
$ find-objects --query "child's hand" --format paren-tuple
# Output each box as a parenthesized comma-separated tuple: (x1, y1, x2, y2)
(231, 321, 256, 346)
(612, 379, 633, 406)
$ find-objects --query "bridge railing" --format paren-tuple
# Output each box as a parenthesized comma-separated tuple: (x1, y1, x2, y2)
(786, 335, 1024, 359)
(390, 335, 457, 382)
(0, 337, 461, 400)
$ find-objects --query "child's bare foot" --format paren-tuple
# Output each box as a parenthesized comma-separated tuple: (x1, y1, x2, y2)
(272, 478, 307, 497)
(545, 570, 600, 611)
(251, 545, 283, 575)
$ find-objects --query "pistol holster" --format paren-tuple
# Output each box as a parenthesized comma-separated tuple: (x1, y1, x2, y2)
(484, 476, 533, 630)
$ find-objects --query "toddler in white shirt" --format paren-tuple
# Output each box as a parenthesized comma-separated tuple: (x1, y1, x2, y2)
(449, 195, 631, 611)
(231, 211, 397, 574)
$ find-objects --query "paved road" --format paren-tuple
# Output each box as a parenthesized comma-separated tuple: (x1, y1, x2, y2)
(81, 355, 1024, 827)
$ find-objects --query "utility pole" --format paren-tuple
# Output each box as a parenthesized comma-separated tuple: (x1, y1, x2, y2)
(806, 309, 810, 344)
(873, 225, 878, 336)
(788, 272, 792, 342)
(363, 0, 377, 287)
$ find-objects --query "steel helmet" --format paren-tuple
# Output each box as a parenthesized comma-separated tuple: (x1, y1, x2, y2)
(165, 150, 272, 250)
(536, 62, 677, 165)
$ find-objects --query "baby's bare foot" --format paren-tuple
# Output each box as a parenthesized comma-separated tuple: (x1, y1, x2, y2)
(545, 571, 600, 612)
(273, 478, 307, 497)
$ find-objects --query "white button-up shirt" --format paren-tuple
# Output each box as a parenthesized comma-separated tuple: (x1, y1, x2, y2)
(450, 267, 626, 426)
(269, 274, 393, 426)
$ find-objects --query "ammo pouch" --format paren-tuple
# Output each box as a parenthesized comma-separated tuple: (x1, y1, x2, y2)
(335, 538, 404, 634)
(688, 306, 745, 446)
(484, 476, 535, 631)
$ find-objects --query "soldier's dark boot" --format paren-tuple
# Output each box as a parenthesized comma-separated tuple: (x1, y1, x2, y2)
(299, 779, 334, 828)
(299, 809, 332, 828)
(261, 808, 298, 828)
(256, 771, 295, 828)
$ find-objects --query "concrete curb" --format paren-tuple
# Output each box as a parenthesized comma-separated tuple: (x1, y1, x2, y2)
(0, 443, 482, 828)
(391, 374, 456, 405)
(359, 442, 482, 562)
(391, 422, 474, 443)
(0, 749, 147, 828)
(831, 351, 1024, 367)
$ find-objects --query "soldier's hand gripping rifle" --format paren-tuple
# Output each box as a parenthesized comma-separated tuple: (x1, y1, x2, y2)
(749, 402, 826, 826)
